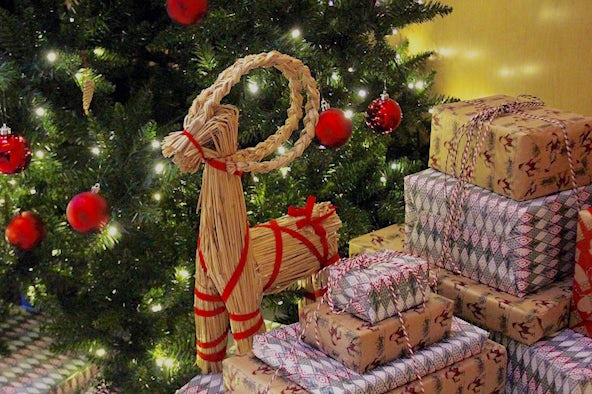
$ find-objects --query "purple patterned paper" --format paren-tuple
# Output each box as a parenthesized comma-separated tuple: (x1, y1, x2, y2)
(175, 373, 224, 394)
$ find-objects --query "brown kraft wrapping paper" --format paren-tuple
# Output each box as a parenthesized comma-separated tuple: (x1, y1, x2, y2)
(348, 223, 406, 257)
(437, 268, 572, 345)
(223, 340, 507, 394)
(429, 95, 592, 201)
(300, 293, 454, 373)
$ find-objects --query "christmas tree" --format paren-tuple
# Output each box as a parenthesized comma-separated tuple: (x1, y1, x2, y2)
(0, 0, 451, 392)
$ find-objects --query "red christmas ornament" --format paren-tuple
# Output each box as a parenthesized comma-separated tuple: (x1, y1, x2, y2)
(315, 103, 353, 148)
(365, 93, 403, 134)
(66, 184, 110, 233)
(166, 0, 208, 25)
(0, 124, 31, 175)
(5, 211, 46, 251)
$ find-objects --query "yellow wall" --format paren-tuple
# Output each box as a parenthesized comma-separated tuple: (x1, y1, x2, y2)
(402, 0, 592, 115)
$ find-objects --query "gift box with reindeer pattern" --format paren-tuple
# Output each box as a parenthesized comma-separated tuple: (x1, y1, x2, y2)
(348, 224, 406, 257)
(223, 340, 506, 394)
(300, 293, 453, 373)
(437, 268, 572, 345)
(429, 95, 592, 201)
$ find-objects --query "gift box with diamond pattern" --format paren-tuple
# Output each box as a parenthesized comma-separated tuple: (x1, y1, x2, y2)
(0, 308, 98, 394)
(348, 224, 406, 257)
(405, 168, 592, 296)
(491, 328, 592, 394)
(429, 94, 592, 201)
(328, 249, 430, 323)
(570, 208, 592, 337)
(300, 293, 453, 373)
(437, 268, 571, 345)
(175, 373, 224, 394)
(252, 318, 488, 394)
(224, 339, 506, 394)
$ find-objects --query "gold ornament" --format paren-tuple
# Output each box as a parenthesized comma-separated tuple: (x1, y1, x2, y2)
(82, 77, 95, 115)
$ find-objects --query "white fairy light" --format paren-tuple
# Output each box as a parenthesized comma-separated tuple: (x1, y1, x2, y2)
(154, 163, 165, 174)
(407, 82, 415, 89)
(248, 81, 259, 94)
(151, 140, 160, 149)
(344, 109, 354, 119)
(108, 225, 118, 237)
(415, 80, 425, 89)
(380, 176, 387, 184)
(35, 150, 45, 158)
(280, 167, 291, 177)
(358, 89, 368, 98)
(290, 28, 301, 39)
(96, 348, 106, 357)
(151, 304, 163, 312)
(153, 192, 162, 201)
(35, 107, 46, 116)
(90, 147, 100, 155)
(46, 51, 57, 62)
(277, 145, 286, 154)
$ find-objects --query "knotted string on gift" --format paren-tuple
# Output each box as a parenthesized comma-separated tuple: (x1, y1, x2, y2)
(438, 95, 585, 287)
(261, 250, 429, 394)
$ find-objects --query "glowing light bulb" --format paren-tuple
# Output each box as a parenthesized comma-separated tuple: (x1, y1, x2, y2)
(8, 179, 16, 186)
(277, 146, 286, 154)
(348, 67, 355, 73)
(69, 17, 74, 23)
(415, 80, 425, 89)
(248, 81, 259, 94)
(176, 268, 190, 280)
(90, 147, 100, 155)
(252, 175, 259, 183)
(358, 89, 368, 98)
(108, 225, 118, 237)
(164, 358, 174, 368)
(391, 28, 399, 35)
(407, 82, 415, 89)
(291, 28, 301, 39)
(391, 161, 400, 170)
(30, 188, 37, 195)
(93, 47, 105, 57)
(35, 107, 46, 116)
(154, 163, 165, 174)
(151, 140, 160, 149)
(151, 304, 163, 312)
(153, 193, 162, 201)
(35, 150, 45, 158)
(280, 167, 290, 177)
(96, 348, 106, 357)
(428, 108, 434, 114)
(331, 72, 339, 81)
(344, 109, 354, 119)
(46, 51, 57, 62)
(380, 176, 387, 184)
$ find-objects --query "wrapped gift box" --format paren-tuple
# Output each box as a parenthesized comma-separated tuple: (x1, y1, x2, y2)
(405, 168, 591, 296)
(0, 308, 98, 394)
(175, 373, 224, 394)
(252, 318, 488, 394)
(436, 268, 572, 345)
(328, 249, 430, 323)
(300, 293, 453, 373)
(348, 224, 406, 257)
(429, 94, 592, 201)
(224, 340, 506, 394)
(491, 329, 592, 394)
(570, 208, 592, 337)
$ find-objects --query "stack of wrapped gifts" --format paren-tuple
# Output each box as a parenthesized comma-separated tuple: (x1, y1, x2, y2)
(222, 249, 507, 393)
(403, 95, 592, 392)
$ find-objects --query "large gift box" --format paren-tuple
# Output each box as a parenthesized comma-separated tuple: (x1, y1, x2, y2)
(348, 224, 406, 256)
(570, 208, 592, 337)
(405, 168, 591, 296)
(300, 293, 453, 373)
(491, 329, 592, 394)
(224, 340, 506, 394)
(252, 318, 488, 394)
(328, 249, 430, 323)
(0, 308, 98, 394)
(437, 268, 572, 345)
(429, 94, 592, 201)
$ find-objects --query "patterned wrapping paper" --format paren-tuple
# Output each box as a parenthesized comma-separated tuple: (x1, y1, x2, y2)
(175, 373, 224, 394)
(300, 293, 453, 373)
(328, 249, 430, 323)
(429, 94, 592, 201)
(224, 340, 506, 394)
(252, 318, 488, 394)
(348, 224, 406, 257)
(0, 308, 98, 394)
(570, 208, 592, 337)
(491, 329, 592, 394)
(437, 268, 572, 345)
(405, 168, 591, 296)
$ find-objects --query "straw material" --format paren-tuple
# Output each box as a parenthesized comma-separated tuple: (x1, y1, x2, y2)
(162, 52, 341, 373)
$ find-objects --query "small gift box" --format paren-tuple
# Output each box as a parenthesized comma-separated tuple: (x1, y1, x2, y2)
(429, 95, 592, 201)
(348, 223, 406, 257)
(252, 318, 488, 394)
(328, 249, 430, 323)
(437, 268, 572, 345)
(570, 208, 592, 337)
(300, 293, 453, 373)
(224, 340, 506, 394)
(492, 328, 592, 394)
(405, 168, 591, 296)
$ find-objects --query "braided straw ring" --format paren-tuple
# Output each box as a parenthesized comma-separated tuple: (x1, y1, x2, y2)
(162, 51, 320, 174)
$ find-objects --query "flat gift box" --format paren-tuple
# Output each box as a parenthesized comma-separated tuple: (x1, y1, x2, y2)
(429, 94, 592, 201)
(224, 340, 506, 394)
(436, 268, 572, 345)
(0, 308, 98, 394)
(300, 293, 453, 373)
(570, 208, 592, 337)
(491, 328, 592, 394)
(328, 249, 430, 323)
(175, 373, 224, 394)
(405, 168, 591, 296)
(252, 318, 488, 394)
(348, 224, 406, 257)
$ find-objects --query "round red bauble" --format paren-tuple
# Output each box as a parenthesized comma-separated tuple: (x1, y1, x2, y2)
(166, 0, 208, 25)
(315, 108, 353, 148)
(365, 94, 402, 135)
(66, 191, 110, 233)
(0, 127, 31, 174)
(5, 211, 46, 251)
